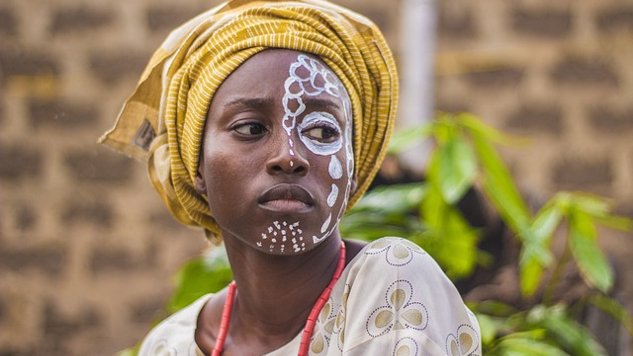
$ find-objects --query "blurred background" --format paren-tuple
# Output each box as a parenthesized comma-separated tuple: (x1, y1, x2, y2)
(0, 0, 631, 355)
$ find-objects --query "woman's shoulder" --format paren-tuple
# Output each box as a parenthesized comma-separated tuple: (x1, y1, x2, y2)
(344, 236, 458, 293)
(349, 236, 436, 274)
(137, 293, 213, 356)
(338, 237, 481, 355)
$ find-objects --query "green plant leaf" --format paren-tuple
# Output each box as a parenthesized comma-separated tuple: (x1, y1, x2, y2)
(470, 300, 518, 317)
(519, 205, 561, 296)
(420, 157, 444, 226)
(350, 183, 426, 213)
(593, 214, 633, 231)
(340, 215, 421, 241)
(588, 293, 633, 335)
(341, 183, 428, 242)
(531, 204, 563, 244)
(476, 313, 501, 346)
(437, 136, 477, 204)
(457, 112, 529, 146)
(417, 226, 478, 278)
(497, 336, 571, 356)
(519, 257, 544, 297)
(167, 247, 233, 313)
(569, 211, 614, 293)
(568, 193, 611, 216)
(387, 123, 434, 155)
(559, 193, 632, 231)
(114, 345, 140, 356)
(418, 184, 479, 278)
(470, 132, 531, 236)
(527, 304, 608, 356)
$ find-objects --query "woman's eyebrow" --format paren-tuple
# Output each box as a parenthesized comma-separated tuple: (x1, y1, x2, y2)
(302, 97, 342, 111)
(224, 97, 342, 111)
(224, 97, 274, 109)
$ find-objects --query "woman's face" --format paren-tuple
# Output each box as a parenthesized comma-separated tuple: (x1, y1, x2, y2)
(197, 49, 355, 255)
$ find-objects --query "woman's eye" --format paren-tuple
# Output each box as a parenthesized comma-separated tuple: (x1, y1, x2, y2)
(233, 123, 267, 136)
(303, 126, 340, 142)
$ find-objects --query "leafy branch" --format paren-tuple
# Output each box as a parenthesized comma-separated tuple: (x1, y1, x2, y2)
(345, 112, 633, 355)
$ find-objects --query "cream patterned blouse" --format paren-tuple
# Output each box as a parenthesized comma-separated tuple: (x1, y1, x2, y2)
(138, 237, 481, 356)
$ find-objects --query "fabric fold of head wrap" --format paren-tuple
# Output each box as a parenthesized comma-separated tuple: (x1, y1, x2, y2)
(100, 0, 398, 244)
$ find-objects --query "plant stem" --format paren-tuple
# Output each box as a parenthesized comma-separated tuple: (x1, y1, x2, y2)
(542, 226, 573, 306)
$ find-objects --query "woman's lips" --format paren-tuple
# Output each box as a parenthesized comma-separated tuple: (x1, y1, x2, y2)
(258, 184, 315, 213)
(260, 199, 312, 212)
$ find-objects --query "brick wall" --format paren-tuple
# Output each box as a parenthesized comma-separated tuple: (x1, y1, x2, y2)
(436, 1, 633, 351)
(0, 0, 631, 355)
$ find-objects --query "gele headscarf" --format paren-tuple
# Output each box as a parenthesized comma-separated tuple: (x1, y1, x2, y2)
(100, 0, 398, 244)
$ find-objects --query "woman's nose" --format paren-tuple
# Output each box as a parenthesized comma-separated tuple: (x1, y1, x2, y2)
(266, 135, 309, 176)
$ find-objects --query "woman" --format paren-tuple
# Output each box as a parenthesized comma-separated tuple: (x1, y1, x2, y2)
(101, 0, 481, 355)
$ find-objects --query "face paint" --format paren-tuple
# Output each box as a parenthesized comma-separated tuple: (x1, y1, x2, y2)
(258, 220, 305, 254)
(328, 156, 343, 180)
(259, 53, 355, 253)
(327, 184, 339, 207)
(203, 50, 353, 256)
(282, 55, 346, 157)
(320, 213, 332, 234)
(296, 111, 343, 155)
(285, 55, 355, 245)
(311, 96, 354, 244)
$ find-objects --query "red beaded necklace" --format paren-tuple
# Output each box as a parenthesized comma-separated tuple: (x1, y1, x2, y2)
(211, 241, 347, 356)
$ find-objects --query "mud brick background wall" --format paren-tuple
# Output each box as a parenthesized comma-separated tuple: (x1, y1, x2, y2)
(0, 0, 631, 355)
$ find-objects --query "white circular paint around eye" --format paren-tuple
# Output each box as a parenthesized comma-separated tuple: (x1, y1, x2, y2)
(327, 184, 339, 207)
(328, 155, 343, 180)
(296, 112, 342, 156)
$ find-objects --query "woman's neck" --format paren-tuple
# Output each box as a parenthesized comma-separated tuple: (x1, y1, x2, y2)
(223, 233, 343, 352)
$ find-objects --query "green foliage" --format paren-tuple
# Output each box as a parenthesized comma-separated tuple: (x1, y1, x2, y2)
(343, 112, 632, 354)
(114, 346, 140, 356)
(114, 248, 234, 356)
(166, 246, 233, 313)
(340, 183, 427, 241)
(475, 303, 609, 356)
(585, 293, 633, 335)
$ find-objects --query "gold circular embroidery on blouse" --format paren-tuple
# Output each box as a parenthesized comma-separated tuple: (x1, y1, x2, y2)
(366, 281, 428, 337)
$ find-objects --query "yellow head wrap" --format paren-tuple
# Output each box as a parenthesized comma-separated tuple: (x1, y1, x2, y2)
(100, 0, 398, 244)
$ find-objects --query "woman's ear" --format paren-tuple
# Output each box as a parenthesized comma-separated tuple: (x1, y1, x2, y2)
(195, 157, 207, 196)
(194, 172, 207, 196)
(194, 171, 207, 197)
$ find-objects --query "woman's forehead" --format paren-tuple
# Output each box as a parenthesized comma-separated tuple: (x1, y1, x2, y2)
(210, 49, 351, 116)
